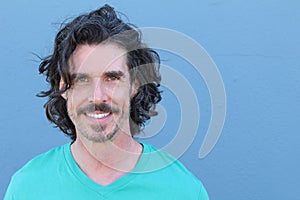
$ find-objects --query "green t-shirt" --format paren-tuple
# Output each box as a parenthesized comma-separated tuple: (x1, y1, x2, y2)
(5, 142, 209, 199)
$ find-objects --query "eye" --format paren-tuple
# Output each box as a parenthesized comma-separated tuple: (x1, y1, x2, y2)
(107, 75, 120, 81)
(104, 71, 124, 82)
(76, 76, 89, 83)
(71, 74, 90, 85)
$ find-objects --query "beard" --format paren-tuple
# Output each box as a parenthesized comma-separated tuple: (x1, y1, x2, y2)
(69, 102, 128, 143)
(80, 123, 121, 143)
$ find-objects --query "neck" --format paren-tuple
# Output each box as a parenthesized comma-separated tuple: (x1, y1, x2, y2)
(71, 132, 143, 186)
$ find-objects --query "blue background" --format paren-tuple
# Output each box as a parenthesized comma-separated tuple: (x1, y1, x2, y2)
(1, 0, 300, 199)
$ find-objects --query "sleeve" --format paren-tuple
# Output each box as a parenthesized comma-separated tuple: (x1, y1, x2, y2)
(198, 183, 210, 200)
(4, 177, 16, 200)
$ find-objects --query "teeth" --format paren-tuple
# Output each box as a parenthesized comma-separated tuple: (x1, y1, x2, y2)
(87, 113, 110, 119)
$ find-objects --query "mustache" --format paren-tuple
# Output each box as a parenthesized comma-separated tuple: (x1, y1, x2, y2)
(77, 103, 119, 115)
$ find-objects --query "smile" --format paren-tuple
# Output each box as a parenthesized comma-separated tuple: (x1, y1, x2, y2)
(86, 113, 110, 119)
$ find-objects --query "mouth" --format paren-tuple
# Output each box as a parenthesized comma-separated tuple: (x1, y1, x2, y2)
(86, 112, 111, 119)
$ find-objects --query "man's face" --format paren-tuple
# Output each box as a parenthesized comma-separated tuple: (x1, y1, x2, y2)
(63, 43, 136, 143)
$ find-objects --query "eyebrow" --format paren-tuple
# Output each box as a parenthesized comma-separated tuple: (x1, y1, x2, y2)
(103, 70, 125, 78)
(70, 70, 125, 80)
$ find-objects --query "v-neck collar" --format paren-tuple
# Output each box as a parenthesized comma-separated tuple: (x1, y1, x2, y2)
(63, 142, 150, 195)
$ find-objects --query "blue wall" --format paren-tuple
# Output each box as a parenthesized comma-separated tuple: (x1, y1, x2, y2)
(1, 0, 299, 199)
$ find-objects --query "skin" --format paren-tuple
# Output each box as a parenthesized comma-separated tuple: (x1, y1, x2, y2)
(60, 42, 143, 186)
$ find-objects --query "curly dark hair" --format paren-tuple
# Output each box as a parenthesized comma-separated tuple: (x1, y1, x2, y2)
(37, 4, 162, 141)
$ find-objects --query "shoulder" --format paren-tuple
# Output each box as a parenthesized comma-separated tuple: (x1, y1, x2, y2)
(139, 142, 198, 176)
(10, 143, 69, 184)
(137, 143, 209, 199)
(4, 143, 70, 199)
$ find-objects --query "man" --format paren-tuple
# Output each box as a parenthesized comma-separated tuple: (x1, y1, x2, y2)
(5, 4, 209, 199)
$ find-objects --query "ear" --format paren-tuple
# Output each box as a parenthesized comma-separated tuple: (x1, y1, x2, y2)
(59, 78, 67, 100)
(130, 79, 139, 97)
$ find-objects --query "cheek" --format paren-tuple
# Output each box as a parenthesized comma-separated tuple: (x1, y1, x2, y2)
(67, 88, 93, 101)
(113, 95, 130, 110)
(110, 82, 129, 95)
(66, 90, 85, 110)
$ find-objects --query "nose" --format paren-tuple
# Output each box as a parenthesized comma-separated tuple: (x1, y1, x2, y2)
(88, 78, 108, 103)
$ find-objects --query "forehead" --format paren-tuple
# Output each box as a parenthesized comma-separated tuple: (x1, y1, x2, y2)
(69, 43, 128, 75)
